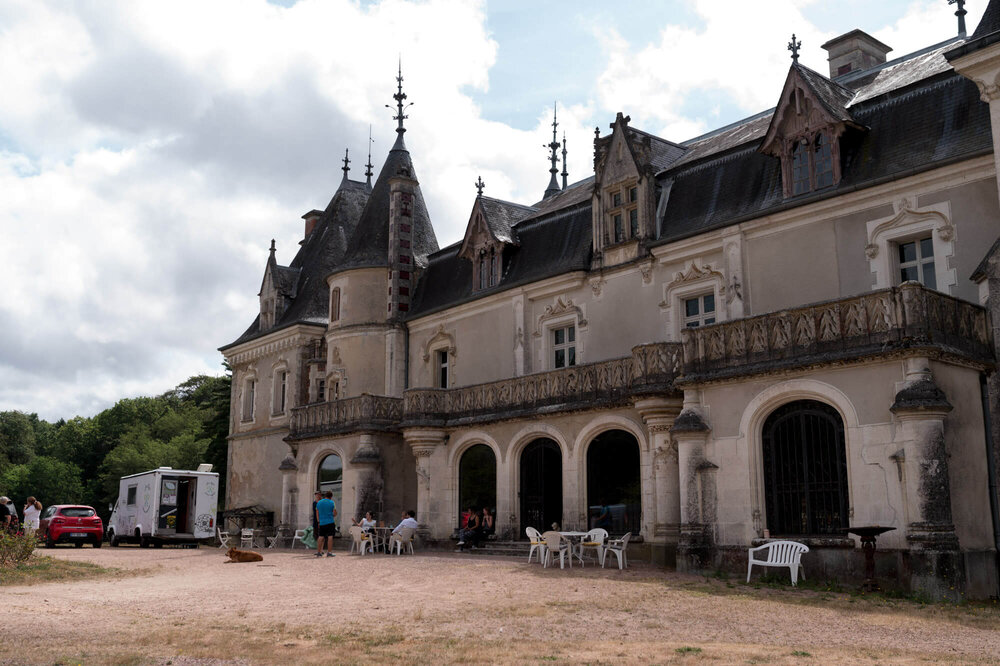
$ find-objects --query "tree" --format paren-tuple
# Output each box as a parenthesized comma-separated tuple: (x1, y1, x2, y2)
(0, 411, 37, 467)
(0, 456, 84, 507)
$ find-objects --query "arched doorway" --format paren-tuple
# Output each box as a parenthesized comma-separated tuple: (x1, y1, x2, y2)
(458, 444, 496, 526)
(586, 430, 641, 535)
(762, 400, 848, 535)
(520, 438, 562, 534)
(317, 453, 343, 518)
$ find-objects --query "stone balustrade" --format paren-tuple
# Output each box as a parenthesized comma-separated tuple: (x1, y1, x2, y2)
(680, 282, 992, 382)
(287, 393, 403, 440)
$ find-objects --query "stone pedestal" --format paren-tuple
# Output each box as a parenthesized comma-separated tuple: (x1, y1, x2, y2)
(403, 428, 448, 535)
(671, 408, 712, 572)
(278, 455, 298, 527)
(634, 397, 683, 548)
(350, 434, 383, 524)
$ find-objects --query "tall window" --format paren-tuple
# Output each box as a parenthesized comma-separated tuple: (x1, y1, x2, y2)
(898, 237, 936, 289)
(273, 370, 287, 414)
(242, 379, 256, 421)
(606, 184, 639, 244)
(814, 134, 833, 188)
(330, 288, 341, 322)
(762, 400, 848, 536)
(479, 252, 487, 290)
(789, 132, 836, 197)
(792, 141, 810, 195)
(553, 325, 576, 369)
(684, 294, 716, 328)
(316, 379, 326, 403)
(437, 349, 449, 388)
(489, 248, 497, 285)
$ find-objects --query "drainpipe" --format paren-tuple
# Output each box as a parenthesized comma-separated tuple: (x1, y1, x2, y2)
(978, 372, 1000, 599)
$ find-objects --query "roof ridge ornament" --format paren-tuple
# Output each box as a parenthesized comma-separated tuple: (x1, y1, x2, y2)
(269, 239, 276, 257)
(788, 33, 801, 63)
(561, 131, 568, 190)
(385, 57, 414, 142)
(365, 125, 374, 187)
(341, 148, 350, 182)
(475, 175, 485, 197)
(949, 0, 968, 37)
(543, 102, 561, 199)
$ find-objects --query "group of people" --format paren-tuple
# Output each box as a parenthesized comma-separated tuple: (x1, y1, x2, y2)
(0, 496, 42, 533)
(310, 489, 419, 557)
(456, 506, 494, 551)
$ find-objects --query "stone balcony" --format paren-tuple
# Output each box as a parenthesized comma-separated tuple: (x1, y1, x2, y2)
(287, 393, 403, 441)
(680, 282, 993, 383)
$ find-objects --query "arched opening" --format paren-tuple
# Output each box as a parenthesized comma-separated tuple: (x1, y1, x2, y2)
(520, 438, 562, 534)
(317, 454, 343, 516)
(586, 430, 641, 535)
(458, 444, 496, 527)
(762, 400, 848, 536)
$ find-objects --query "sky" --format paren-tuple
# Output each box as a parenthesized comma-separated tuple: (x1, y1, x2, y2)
(0, 0, 988, 421)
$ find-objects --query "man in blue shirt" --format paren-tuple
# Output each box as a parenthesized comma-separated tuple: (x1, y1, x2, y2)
(315, 490, 337, 558)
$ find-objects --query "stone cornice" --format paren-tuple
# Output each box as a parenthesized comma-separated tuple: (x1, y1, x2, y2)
(223, 325, 325, 366)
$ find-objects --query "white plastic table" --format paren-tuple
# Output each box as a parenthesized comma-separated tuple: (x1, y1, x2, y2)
(559, 531, 590, 566)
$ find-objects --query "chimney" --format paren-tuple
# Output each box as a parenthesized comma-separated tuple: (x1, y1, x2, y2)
(301, 209, 322, 240)
(821, 29, 892, 78)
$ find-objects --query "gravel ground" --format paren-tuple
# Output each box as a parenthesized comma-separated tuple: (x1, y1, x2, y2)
(1, 546, 998, 664)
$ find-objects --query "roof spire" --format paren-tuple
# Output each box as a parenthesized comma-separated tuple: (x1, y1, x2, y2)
(269, 239, 276, 258)
(365, 125, 374, 188)
(561, 132, 568, 190)
(341, 148, 351, 183)
(475, 175, 485, 197)
(949, 0, 968, 37)
(385, 57, 413, 149)
(543, 102, 561, 199)
(788, 33, 801, 63)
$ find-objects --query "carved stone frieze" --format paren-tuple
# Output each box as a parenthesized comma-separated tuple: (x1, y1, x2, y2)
(533, 297, 588, 337)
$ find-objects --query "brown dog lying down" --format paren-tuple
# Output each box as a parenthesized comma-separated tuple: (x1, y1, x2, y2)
(225, 547, 263, 563)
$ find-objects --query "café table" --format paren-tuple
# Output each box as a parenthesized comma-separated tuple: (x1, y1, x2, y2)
(371, 526, 393, 553)
(558, 531, 590, 566)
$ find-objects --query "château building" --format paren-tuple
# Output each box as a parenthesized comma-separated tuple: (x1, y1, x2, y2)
(221, 3, 1000, 598)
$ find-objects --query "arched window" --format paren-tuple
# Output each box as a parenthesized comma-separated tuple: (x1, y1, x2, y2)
(520, 438, 562, 534)
(458, 444, 496, 527)
(478, 251, 487, 290)
(762, 400, 848, 536)
(586, 430, 641, 535)
(792, 140, 810, 195)
(814, 134, 833, 189)
(317, 454, 343, 517)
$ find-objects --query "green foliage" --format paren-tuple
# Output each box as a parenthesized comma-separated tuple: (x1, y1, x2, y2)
(0, 369, 230, 519)
(0, 528, 38, 569)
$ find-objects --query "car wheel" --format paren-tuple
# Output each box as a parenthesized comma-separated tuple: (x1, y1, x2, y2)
(153, 542, 163, 548)
(139, 536, 150, 548)
(93, 539, 102, 548)
(109, 530, 120, 547)
(45, 531, 55, 548)
(75, 542, 83, 548)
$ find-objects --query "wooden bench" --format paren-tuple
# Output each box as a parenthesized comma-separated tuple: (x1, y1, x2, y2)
(746, 540, 808, 585)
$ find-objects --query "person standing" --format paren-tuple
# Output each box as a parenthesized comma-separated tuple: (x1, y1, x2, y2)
(311, 491, 321, 538)
(0, 497, 11, 531)
(22, 497, 41, 534)
(314, 490, 337, 558)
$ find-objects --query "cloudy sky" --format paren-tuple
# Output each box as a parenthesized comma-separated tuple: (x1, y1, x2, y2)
(0, 0, 987, 421)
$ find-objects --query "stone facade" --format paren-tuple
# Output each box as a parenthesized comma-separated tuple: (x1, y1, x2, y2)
(221, 11, 1000, 599)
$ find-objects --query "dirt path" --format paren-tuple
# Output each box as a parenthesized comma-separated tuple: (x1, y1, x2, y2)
(1, 547, 998, 664)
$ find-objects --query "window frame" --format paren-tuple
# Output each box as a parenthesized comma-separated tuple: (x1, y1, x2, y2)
(272, 368, 288, 416)
(241, 374, 257, 423)
(604, 181, 640, 246)
(551, 324, 577, 369)
(865, 200, 955, 294)
(126, 485, 137, 506)
(436, 349, 450, 388)
(682, 293, 717, 329)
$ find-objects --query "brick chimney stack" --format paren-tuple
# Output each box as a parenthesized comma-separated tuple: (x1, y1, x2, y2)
(301, 209, 322, 240)
(821, 29, 892, 78)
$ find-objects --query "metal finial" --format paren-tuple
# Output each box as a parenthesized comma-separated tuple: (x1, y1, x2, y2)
(788, 34, 801, 63)
(949, 0, 968, 37)
(544, 102, 561, 199)
(384, 57, 413, 137)
(475, 175, 485, 197)
(594, 126, 600, 140)
(365, 125, 374, 187)
(341, 148, 351, 182)
(561, 131, 568, 190)
(269, 239, 276, 254)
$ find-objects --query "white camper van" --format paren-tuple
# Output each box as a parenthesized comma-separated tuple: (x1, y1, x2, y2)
(107, 465, 219, 547)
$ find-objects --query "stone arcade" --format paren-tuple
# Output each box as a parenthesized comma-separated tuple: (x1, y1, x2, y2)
(221, 7, 1000, 599)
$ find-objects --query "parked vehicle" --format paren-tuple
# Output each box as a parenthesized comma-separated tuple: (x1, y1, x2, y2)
(106, 464, 219, 547)
(39, 505, 104, 548)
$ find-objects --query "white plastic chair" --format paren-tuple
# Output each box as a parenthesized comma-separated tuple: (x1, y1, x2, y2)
(541, 531, 570, 569)
(240, 528, 254, 549)
(349, 526, 374, 556)
(389, 527, 416, 555)
(602, 532, 631, 569)
(526, 526, 547, 564)
(216, 528, 231, 549)
(747, 540, 809, 585)
(291, 529, 307, 549)
(577, 528, 608, 566)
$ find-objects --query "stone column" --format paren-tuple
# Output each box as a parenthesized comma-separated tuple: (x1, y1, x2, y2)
(890, 366, 964, 598)
(670, 407, 712, 573)
(278, 455, 298, 544)
(350, 434, 382, 525)
(404, 427, 448, 536)
(634, 397, 683, 543)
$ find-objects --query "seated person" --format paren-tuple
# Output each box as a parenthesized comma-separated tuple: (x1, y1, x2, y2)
(392, 510, 418, 534)
(480, 507, 495, 541)
(353, 511, 376, 533)
(457, 507, 480, 551)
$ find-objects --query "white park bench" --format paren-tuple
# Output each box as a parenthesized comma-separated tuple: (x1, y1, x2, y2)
(746, 540, 808, 585)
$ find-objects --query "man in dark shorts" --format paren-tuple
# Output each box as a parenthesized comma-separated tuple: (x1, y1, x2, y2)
(315, 490, 337, 557)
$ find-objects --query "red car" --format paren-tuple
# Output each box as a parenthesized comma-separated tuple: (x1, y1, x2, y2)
(38, 505, 103, 548)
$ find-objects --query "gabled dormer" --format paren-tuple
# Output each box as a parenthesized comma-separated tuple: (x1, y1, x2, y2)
(760, 63, 864, 199)
(592, 112, 685, 268)
(257, 240, 300, 332)
(457, 188, 534, 292)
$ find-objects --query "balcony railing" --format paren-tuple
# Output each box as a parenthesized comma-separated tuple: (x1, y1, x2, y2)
(680, 283, 992, 381)
(288, 394, 403, 440)
(402, 342, 682, 427)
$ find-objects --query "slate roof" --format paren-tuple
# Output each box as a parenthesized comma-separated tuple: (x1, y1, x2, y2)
(794, 63, 855, 122)
(527, 177, 595, 218)
(220, 178, 371, 350)
(337, 135, 439, 272)
(973, 0, 1000, 39)
(478, 196, 536, 244)
(655, 72, 990, 244)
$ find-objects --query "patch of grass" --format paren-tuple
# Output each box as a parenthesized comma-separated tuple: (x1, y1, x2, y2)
(675, 646, 702, 654)
(0, 555, 120, 586)
(791, 650, 812, 657)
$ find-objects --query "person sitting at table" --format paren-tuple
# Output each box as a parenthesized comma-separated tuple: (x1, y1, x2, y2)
(392, 510, 418, 534)
(456, 506, 480, 551)
(353, 511, 376, 534)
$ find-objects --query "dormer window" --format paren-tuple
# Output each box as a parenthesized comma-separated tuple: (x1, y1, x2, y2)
(475, 246, 500, 291)
(605, 181, 640, 245)
(814, 135, 833, 188)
